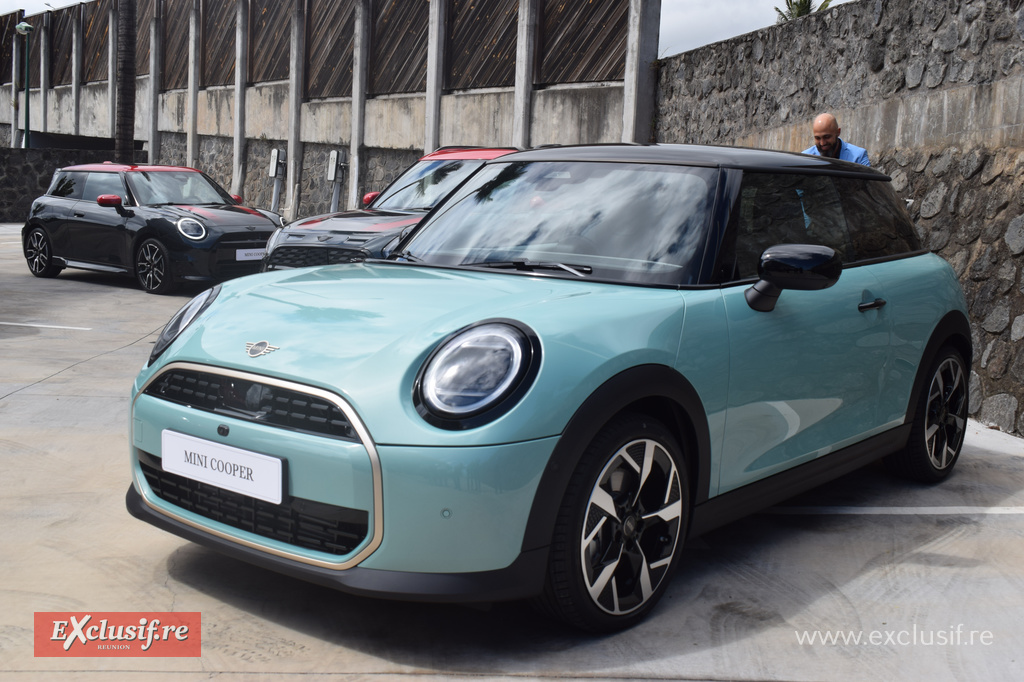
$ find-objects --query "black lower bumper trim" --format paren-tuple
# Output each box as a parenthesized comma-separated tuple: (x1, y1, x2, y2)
(126, 485, 549, 603)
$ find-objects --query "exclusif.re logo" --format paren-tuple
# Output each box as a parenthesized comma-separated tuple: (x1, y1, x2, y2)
(34, 612, 201, 657)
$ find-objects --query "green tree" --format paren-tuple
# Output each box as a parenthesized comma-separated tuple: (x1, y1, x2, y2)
(774, 0, 833, 23)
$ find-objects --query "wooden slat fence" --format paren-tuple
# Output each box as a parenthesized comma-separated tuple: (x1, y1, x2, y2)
(538, 0, 627, 85)
(305, 0, 355, 98)
(163, 0, 189, 89)
(26, 13, 44, 88)
(368, 0, 427, 96)
(137, 0, 154, 75)
(1, 13, 15, 86)
(447, 0, 517, 90)
(249, 0, 290, 83)
(83, 0, 110, 83)
(4, 0, 629, 95)
(202, 0, 235, 86)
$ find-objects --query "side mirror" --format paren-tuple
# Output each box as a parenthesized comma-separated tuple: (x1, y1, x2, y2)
(96, 194, 123, 208)
(745, 244, 842, 312)
(231, 194, 243, 204)
(362, 191, 380, 208)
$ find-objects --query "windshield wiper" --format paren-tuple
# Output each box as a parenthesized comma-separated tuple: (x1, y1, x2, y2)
(464, 258, 592, 277)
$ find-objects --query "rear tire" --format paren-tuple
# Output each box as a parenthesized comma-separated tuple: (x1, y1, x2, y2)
(886, 346, 968, 483)
(135, 239, 177, 295)
(536, 413, 689, 632)
(25, 227, 63, 278)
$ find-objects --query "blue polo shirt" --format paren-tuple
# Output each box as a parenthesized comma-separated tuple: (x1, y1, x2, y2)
(802, 139, 870, 166)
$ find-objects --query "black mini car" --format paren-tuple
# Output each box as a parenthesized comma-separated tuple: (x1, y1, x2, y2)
(22, 163, 283, 294)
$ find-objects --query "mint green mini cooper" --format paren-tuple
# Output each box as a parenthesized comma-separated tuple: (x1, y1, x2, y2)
(127, 144, 971, 631)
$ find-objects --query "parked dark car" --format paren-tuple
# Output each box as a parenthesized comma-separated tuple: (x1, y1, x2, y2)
(262, 147, 515, 270)
(128, 144, 970, 631)
(23, 163, 283, 294)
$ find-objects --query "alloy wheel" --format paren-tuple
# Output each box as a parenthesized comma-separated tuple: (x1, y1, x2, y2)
(924, 356, 967, 470)
(137, 242, 167, 292)
(579, 437, 684, 616)
(26, 229, 51, 275)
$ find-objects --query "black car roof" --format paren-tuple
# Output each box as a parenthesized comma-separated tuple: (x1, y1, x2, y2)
(495, 143, 887, 179)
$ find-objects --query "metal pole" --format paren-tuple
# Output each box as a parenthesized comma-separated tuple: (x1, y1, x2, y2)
(16, 21, 34, 148)
(23, 33, 30, 148)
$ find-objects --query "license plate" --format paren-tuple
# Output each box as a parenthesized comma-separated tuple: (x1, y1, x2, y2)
(161, 430, 284, 504)
(236, 248, 266, 261)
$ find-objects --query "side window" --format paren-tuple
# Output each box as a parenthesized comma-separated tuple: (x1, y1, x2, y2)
(833, 177, 921, 260)
(47, 171, 86, 199)
(717, 172, 852, 281)
(81, 173, 127, 203)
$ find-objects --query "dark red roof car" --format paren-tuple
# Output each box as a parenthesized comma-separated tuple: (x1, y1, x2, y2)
(262, 147, 515, 270)
(23, 163, 283, 294)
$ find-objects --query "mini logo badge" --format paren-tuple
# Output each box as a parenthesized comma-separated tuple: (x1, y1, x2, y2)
(246, 341, 279, 358)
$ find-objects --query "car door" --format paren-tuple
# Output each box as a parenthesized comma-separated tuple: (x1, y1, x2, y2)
(714, 171, 894, 494)
(66, 172, 130, 268)
(36, 171, 87, 258)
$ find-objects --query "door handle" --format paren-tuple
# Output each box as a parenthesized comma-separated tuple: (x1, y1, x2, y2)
(858, 298, 887, 312)
(74, 212, 86, 217)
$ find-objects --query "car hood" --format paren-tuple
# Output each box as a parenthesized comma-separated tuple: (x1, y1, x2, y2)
(284, 209, 423, 237)
(157, 204, 281, 229)
(144, 263, 686, 446)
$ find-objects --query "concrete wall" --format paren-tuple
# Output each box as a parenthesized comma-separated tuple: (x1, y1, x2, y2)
(656, 0, 1024, 436)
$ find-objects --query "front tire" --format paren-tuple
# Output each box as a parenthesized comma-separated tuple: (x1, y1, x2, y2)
(135, 239, 177, 294)
(538, 414, 689, 632)
(25, 227, 63, 278)
(886, 346, 968, 483)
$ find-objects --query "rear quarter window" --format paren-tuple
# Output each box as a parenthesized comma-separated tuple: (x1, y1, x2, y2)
(47, 171, 87, 199)
(716, 171, 921, 282)
(832, 176, 921, 261)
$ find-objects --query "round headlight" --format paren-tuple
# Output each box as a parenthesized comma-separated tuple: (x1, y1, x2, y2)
(149, 285, 220, 364)
(177, 217, 207, 241)
(417, 321, 538, 425)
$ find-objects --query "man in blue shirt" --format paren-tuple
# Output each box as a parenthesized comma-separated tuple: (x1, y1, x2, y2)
(802, 113, 870, 166)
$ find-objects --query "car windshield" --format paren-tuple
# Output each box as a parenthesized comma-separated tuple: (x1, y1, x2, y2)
(126, 171, 233, 206)
(398, 161, 718, 285)
(373, 159, 487, 211)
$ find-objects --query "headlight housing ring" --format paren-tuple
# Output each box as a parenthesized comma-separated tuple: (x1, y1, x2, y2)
(414, 319, 540, 430)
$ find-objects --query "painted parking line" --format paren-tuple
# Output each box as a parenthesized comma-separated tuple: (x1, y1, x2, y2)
(768, 506, 1024, 515)
(0, 321, 93, 331)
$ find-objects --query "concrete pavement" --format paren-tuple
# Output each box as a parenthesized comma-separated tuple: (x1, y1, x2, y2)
(1, 222, 1023, 681)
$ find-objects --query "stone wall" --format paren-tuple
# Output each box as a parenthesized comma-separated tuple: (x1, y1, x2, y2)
(243, 139, 286, 212)
(361, 148, 424, 203)
(299, 143, 349, 218)
(0, 148, 146, 222)
(198, 135, 234, 191)
(656, 0, 1024, 435)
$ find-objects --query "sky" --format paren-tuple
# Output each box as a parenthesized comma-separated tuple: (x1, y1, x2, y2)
(3, 0, 857, 58)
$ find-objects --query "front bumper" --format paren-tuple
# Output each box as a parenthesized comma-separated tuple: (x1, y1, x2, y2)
(129, 362, 557, 600)
(126, 485, 548, 602)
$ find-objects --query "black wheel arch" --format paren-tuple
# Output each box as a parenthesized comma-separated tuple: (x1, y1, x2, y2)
(903, 310, 973, 426)
(520, 364, 712, 555)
